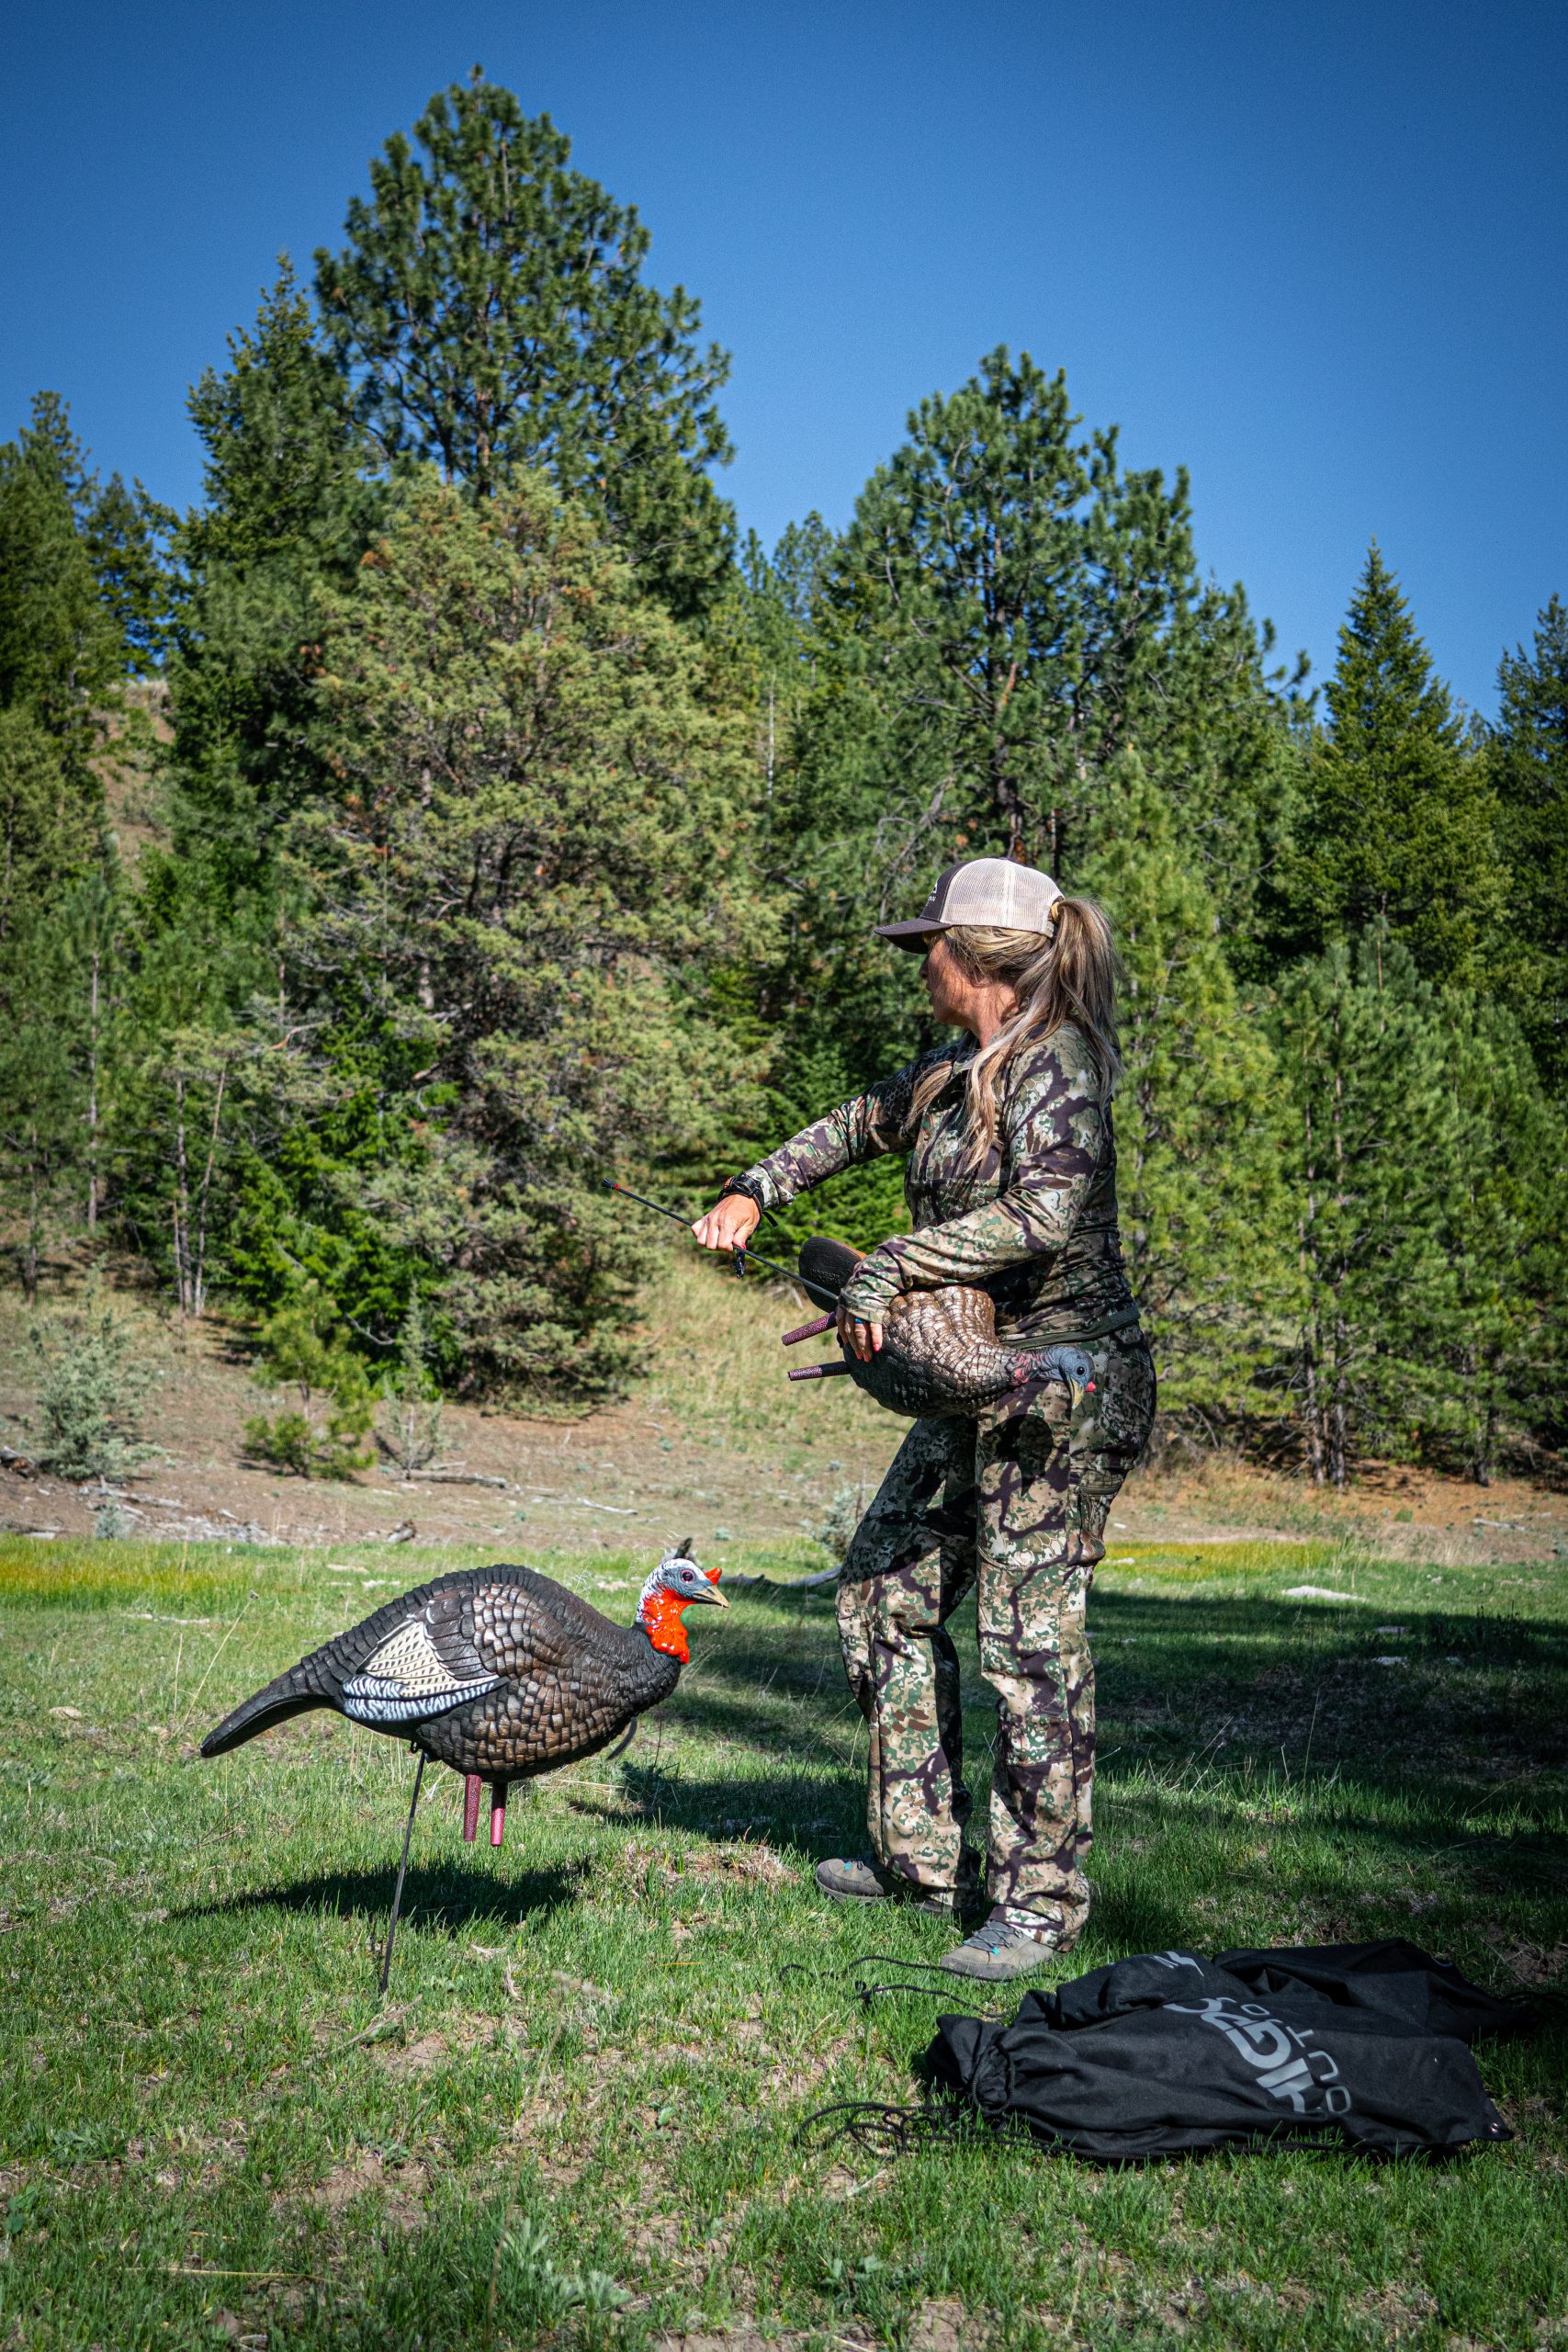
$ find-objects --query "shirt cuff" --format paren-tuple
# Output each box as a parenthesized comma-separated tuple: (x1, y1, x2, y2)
(838, 1247, 902, 1322)
(722, 1167, 779, 1212)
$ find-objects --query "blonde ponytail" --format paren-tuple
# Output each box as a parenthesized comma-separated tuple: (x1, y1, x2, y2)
(908, 898, 1121, 1172)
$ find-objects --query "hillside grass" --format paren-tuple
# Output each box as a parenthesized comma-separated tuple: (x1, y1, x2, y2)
(1, 1532, 1565, 2350)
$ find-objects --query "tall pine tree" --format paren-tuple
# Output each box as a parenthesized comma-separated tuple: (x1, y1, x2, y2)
(164, 262, 379, 912)
(1490, 594, 1568, 1097)
(1079, 763, 1295, 1432)
(314, 71, 734, 616)
(1274, 936, 1465, 1485)
(754, 349, 1295, 1097)
(256, 469, 772, 1394)
(1284, 547, 1505, 985)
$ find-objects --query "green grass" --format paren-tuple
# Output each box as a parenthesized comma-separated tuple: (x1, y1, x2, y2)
(1, 1532, 1565, 2350)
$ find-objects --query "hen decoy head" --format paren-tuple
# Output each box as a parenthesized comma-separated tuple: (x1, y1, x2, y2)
(636, 1538, 728, 1662)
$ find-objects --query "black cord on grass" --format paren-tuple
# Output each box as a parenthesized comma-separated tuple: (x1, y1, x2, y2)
(779, 1953, 1001, 2016)
(796, 2096, 1029, 2160)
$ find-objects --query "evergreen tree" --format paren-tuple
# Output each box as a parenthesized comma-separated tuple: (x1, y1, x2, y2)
(1078, 764, 1296, 1430)
(263, 468, 770, 1395)
(82, 471, 175, 677)
(184, 260, 372, 573)
(0, 707, 89, 944)
(1490, 594, 1568, 1096)
(314, 71, 735, 616)
(0, 394, 122, 749)
(736, 514, 835, 802)
(1434, 992, 1567, 1481)
(1284, 547, 1506, 985)
(164, 263, 379, 910)
(0, 895, 87, 1296)
(755, 350, 1297, 1096)
(0, 399, 144, 1283)
(1273, 935, 1466, 1486)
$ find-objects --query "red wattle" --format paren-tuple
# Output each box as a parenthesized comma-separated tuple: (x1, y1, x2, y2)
(639, 1589, 691, 1664)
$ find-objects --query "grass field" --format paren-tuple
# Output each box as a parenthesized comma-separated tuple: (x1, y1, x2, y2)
(1, 1532, 1565, 2351)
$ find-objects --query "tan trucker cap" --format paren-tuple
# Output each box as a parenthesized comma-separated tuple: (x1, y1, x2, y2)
(874, 856, 1064, 951)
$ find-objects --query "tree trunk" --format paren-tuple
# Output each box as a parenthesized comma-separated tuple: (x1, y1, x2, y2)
(172, 1073, 191, 1317)
(24, 1143, 40, 1304)
(189, 1060, 229, 1320)
(85, 944, 100, 1234)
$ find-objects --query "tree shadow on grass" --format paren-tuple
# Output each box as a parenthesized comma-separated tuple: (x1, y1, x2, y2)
(676, 1583, 1568, 1948)
(180, 1582, 1568, 1964)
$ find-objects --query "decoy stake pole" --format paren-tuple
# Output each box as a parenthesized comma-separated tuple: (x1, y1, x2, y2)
(378, 1753, 425, 1998)
(604, 1179, 839, 1307)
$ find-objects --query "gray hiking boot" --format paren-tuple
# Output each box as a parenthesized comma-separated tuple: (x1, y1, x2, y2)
(938, 1913, 1065, 1982)
(814, 1857, 966, 1922)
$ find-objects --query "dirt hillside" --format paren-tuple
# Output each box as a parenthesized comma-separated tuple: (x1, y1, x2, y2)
(4, 1254, 1563, 1568)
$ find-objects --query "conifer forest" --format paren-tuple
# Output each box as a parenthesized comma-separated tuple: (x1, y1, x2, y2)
(3, 71, 1564, 1493)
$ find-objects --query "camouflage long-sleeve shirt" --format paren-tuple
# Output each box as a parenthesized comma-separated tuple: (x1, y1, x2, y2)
(738, 1023, 1137, 1342)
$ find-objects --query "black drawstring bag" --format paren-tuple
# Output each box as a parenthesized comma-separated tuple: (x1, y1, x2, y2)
(926, 1941, 1529, 2162)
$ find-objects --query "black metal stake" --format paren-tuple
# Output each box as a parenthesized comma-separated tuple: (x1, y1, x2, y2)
(378, 1752, 425, 1997)
(604, 1179, 838, 1306)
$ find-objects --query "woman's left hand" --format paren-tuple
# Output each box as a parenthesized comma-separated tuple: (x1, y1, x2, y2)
(837, 1305, 884, 1362)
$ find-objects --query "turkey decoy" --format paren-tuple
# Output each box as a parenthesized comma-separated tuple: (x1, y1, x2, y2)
(200, 1543, 726, 1987)
(782, 1236, 1100, 1419)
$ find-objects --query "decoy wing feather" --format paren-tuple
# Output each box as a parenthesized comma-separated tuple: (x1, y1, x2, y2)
(341, 1612, 502, 1726)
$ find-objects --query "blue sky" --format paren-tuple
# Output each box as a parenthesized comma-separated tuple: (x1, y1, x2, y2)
(4, 1, 1562, 714)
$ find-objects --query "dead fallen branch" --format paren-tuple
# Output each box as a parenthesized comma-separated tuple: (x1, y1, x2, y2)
(402, 1469, 509, 1488)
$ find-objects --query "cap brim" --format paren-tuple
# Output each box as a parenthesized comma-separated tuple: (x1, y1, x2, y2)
(873, 920, 944, 953)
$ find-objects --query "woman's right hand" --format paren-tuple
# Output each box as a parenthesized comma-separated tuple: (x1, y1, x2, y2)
(691, 1193, 761, 1253)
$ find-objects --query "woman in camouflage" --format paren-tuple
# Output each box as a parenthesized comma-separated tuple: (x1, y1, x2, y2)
(694, 856, 1155, 1981)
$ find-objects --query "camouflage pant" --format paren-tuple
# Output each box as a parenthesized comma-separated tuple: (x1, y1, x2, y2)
(836, 1327, 1156, 1935)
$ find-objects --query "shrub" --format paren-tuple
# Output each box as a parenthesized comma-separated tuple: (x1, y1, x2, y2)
(376, 1293, 446, 1477)
(242, 1282, 374, 1480)
(811, 1481, 866, 1563)
(28, 1284, 160, 1483)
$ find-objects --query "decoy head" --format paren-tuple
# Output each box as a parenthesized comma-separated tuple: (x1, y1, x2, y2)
(1017, 1342, 1097, 1414)
(637, 1537, 728, 1662)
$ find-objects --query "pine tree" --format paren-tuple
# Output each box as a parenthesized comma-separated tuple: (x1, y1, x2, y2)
(184, 260, 372, 573)
(1434, 992, 1567, 1481)
(0, 394, 122, 751)
(1273, 936, 1467, 1485)
(242, 1280, 375, 1479)
(82, 472, 175, 677)
(266, 468, 771, 1395)
(0, 707, 86, 944)
(756, 350, 1299, 1099)
(1286, 548, 1506, 985)
(0, 399, 139, 1281)
(1078, 763, 1296, 1431)
(736, 514, 835, 802)
(164, 264, 379, 910)
(314, 71, 734, 616)
(1490, 595, 1568, 1097)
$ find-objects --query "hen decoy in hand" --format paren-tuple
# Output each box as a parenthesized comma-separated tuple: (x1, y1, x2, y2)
(200, 1543, 726, 1984)
(782, 1237, 1100, 1419)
